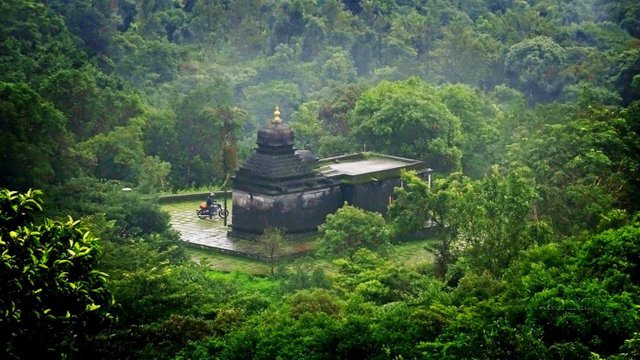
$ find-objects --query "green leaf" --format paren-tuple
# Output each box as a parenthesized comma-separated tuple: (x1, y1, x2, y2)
(86, 303, 101, 311)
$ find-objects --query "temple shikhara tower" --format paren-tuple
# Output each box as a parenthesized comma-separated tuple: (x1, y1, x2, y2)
(230, 108, 341, 237)
(230, 107, 431, 239)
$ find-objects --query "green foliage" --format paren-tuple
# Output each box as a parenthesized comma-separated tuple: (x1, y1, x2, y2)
(287, 288, 343, 318)
(455, 165, 539, 274)
(0, 82, 76, 190)
(315, 84, 363, 156)
(278, 262, 332, 293)
(5, 0, 638, 193)
(165, 79, 244, 188)
(111, 35, 186, 87)
(505, 36, 567, 104)
(578, 221, 640, 292)
(44, 177, 175, 240)
(3, 1, 640, 358)
(290, 100, 324, 152)
(334, 249, 437, 305)
(431, 21, 503, 89)
(258, 227, 285, 276)
(0, 188, 113, 359)
(509, 102, 640, 233)
(439, 83, 500, 177)
(350, 77, 463, 172)
(40, 65, 142, 142)
(389, 171, 472, 278)
(318, 204, 391, 260)
(526, 280, 637, 353)
(46, 0, 119, 56)
(391, 167, 542, 277)
(0, 0, 85, 84)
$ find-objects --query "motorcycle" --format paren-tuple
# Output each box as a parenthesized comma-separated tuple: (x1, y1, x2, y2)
(197, 202, 229, 219)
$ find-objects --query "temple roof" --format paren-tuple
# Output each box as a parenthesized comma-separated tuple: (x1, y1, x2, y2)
(236, 152, 314, 180)
(317, 153, 431, 184)
(232, 107, 336, 194)
(256, 122, 295, 151)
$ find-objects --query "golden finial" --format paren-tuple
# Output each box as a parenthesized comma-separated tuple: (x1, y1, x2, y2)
(272, 106, 282, 124)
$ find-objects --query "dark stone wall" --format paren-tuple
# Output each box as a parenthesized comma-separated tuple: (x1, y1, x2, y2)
(341, 178, 401, 215)
(231, 176, 405, 237)
(231, 186, 342, 235)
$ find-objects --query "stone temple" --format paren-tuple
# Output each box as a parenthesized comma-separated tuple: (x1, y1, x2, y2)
(229, 108, 431, 239)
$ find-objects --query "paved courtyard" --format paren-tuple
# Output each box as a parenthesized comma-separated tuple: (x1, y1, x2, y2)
(161, 200, 316, 258)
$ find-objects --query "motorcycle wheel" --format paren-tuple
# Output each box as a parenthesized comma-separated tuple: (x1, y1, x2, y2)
(218, 209, 229, 219)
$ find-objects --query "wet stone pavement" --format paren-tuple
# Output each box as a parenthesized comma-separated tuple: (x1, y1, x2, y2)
(161, 200, 316, 259)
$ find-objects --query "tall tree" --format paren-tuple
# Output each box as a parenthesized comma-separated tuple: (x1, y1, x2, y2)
(456, 166, 539, 274)
(508, 101, 640, 233)
(350, 77, 462, 172)
(439, 83, 500, 178)
(169, 79, 243, 188)
(0, 82, 76, 190)
(389, 170, 472, 278)
(505, 36, 567, 104)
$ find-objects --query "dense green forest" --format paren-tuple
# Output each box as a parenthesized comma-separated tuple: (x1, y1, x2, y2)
(1, 0, 639, 359)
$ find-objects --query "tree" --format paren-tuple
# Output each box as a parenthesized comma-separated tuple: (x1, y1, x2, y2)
(258, 227, 285, 276)
(290, 101, 325, 153)
(77, 116, 172, 193)
(389, 171, 472, 279)
(578, 217, 640, 292)
(505, 36, 567, 104)
(321, 49, 357, 87)
(439, 83, 500, 178)
(507, 102, 639, 233)
(430, 21, 503, 89)
(455, 166, 539, 274)
(301, 16, 326, 61)
(240, 80, 301, 129)
(386, 9, 438, 60)
(40, 65, 142, 142)
(0, 189, 114, 359)
(350, 77, 462, 172)
(475, 6, 549, 45)
(612, 48, 640, 106)
(287, 288, 342, 318)
(215, 106, 245, 187)
(318, 204, 391, 260)
(43, 177, 175, 240)
(168, 80, 239, 188)
(316, 85, 363, 156)
(0, 82, 76, 190)
(111, 35, 185, 88)
(503, 219, 640, 357)
(45, 0, 119, 56)
(0, 0, 85, 85)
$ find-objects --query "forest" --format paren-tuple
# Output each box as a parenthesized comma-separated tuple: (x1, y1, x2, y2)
(1, 0, 639, 358)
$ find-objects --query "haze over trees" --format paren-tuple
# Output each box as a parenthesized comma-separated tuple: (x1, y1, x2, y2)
(1, 0, 639, 359)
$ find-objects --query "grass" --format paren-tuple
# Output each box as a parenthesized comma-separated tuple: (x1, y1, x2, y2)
(186, 247, 271, 275)
(390, 238, 435, 268)
(185, 237, 436, 275)
(205, 270, 281, 295)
